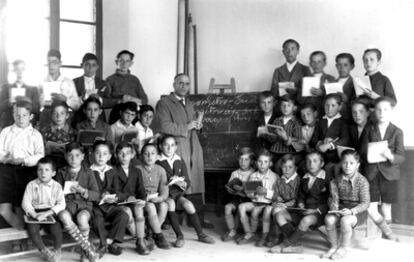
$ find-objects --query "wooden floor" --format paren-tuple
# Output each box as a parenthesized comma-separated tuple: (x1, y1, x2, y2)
(2, 213, 414, 262)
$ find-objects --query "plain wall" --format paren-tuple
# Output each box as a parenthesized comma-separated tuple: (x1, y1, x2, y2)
(189, 0, 414, 145)
(102, 0, 178, 107)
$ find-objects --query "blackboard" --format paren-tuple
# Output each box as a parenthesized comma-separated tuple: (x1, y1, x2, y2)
(188, 92, 261, 170)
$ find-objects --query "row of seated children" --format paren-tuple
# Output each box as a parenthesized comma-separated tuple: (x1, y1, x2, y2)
(0, 49, 148, 129)
(222, 148, 396, 260)
(0, 99, 214, 261)
(270, 39, 396, 122)
(40, 97, 155, 168)
(256, 85, 404, 240)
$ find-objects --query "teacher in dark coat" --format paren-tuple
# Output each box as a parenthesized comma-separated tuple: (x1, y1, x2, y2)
(153, 74, 204, 195)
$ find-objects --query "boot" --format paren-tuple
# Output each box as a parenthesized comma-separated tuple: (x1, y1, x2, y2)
(153, 233, 171, 249)
(375, 218, 398, 241)
(135, 238, 150, 255)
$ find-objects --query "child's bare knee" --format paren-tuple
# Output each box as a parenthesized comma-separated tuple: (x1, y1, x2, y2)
(224, 204, 235, 215)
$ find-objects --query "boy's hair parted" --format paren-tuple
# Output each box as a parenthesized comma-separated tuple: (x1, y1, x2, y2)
(65, 142, 84, 154)
(363, 48, 382, 61)
(141, 143, 158, 155)
(282, 39, 300, 50)
(51, 100, 70, 114)
(37, 156, 57, 171)
(258, 90, 274, 101)
(84, 95, 102, 109)
(92, 139, 113, 154)
(238, 147, 255, 161)
(121, 101, 138, 113)
(116, 50, 134, 60)
(15, 99, 33, 113)
(115, 141, 135, 155)
(310, 50, 327, 62)
(281, 153, 296, 165)
(160, 134, 177, 146)
(374, 96, 396, 108)
(138, 104, 154, 116)
(47, 49, 61, 60)
(340, 149, 360, 162)
(324, 93, 343, 105)
(336, 52, 355, 66)
(305, 151, 324, 164)
(81, 53, 99, 65)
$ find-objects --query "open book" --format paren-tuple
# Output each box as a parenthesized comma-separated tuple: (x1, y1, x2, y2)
(10, 87, 26, 103)
(244, 181, 263, 193)
(99, 194, 117, 205)
(324, 82, 343, 95)
(266, 124, 284, 134)
(278, 82, 295, 96)
(117, 199, 146, 207)
(121, 131, 138, 143)
(77, 130, 105, 146)
(63, 181, 78, 195)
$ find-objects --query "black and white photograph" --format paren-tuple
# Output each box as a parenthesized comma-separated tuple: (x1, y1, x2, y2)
(0, 0, 413, 261)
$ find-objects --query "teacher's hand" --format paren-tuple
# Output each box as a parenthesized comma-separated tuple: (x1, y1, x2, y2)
(187, 121, 198, 130)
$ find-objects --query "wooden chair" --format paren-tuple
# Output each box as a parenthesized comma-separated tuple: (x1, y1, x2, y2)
(208, 78, 236, 94)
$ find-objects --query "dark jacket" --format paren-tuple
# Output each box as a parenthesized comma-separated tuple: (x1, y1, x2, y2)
(113, 165, 147, 201)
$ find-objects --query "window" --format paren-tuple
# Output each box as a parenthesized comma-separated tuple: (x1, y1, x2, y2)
(3, 0, 102, 84)
(50, 0, 102, 79)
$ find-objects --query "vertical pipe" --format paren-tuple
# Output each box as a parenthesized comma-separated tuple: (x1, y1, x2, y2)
(183, 0, 189, 74)
(176, 0, 185, 74)
(193, 24, 198, 94)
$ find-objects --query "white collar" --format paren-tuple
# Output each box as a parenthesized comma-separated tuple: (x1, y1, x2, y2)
(286, 60, 298, 67)
(174, 94, 185, 104)
(323, 113, 342, 121)
(46, 74, 64, 82)
(338, 76, 350, 83)
(303, 170, 326, 180)
(282, 172, 298, 184)
(84, 75, 95, 80)
(115, 119, 134, 129)
(159, 153, 181, 162)
(90, 164, 112, 173)
(11, 123, 34, 133)
(313, 72, 323, 78)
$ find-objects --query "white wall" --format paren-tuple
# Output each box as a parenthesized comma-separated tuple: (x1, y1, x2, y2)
(189, 0, 414, 146)
(102, 0, 414, 145)
(102, 0, 178, 106)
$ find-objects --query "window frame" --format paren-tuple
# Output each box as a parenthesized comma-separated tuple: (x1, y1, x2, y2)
(49, 0, 103, 77)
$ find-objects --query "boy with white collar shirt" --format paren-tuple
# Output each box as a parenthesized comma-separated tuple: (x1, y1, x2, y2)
(335, 53, 357, 123)
(271, 39, 312, 98)
(0, 100, 44, 230)
(110, 102, 139, 145)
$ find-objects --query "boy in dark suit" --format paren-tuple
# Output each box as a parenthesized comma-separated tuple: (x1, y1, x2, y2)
(90, 140, 129, 256)
(360, 48, 397, 106)
(362, 97, 404, 240)
(270, 39, 312, 99)
(72, 53, 109, 126)
(256, 91, 279, 150)
(335, 53, 356, 122)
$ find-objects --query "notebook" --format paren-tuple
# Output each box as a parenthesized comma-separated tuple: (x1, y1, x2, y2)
(324, 82, 343, 95)
(10, 87, 25, 103)
(353, 76, 372, 96)
(367, 141, 389, 163)
(24, 215, 56, 224)
(266, 124, 284, 134)
(121, 131, 138, 143)
(63, 181, 78, 195)
(77, 129, 105, 146)
(278, 82, 295, 96)
(244, 181, 263, 193)
(302, 77, 320, 97)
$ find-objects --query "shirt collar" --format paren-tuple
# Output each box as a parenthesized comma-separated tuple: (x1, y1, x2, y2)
(282, 172, 298, 184)
(341, 171, 358, 187)
(159, 153, 181, 162)
(11, 123, 34, 133)
(174, 93, 186, 104)
(46, 74, 64, 82)
(51, 123, 70, 133)
(115, 119, 134, 129)
(286, 60, 298, 67)
(35, 178, 54, 187)
(313, 72, 323, 78)
(90, 164, 112, 173)
(323, 113, 342, 121)
(84, 75, 95, 81)
(303, 169, 326, 180)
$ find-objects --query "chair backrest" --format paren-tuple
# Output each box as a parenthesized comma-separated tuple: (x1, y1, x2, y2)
(208, 77, 236, 94)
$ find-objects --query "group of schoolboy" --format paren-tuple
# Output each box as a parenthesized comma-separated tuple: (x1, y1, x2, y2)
(0, 49, 214, 262)
(222, 39, 404, 260)
(0, 37, 404, 262)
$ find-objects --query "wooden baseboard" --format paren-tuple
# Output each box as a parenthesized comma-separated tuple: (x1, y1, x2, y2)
(391, 223, 414, 237)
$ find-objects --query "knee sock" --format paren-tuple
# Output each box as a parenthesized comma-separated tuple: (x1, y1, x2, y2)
(189, 213, 203, 236)
(79, 226, 90, 240)
(340, 228, 353, 249)
(168, 211, 183, 238)
(326, 227, 338, 249)
(251, 217, 259, 233)
(262, 217, 271, 234)
(135, 217, 145, 238)
(66, 224, 95, 255)
(225, 214, 235, 231)
(374, 217, 394, 239)
(240, 216, 251, 234)
(147, 215, 161, 234)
